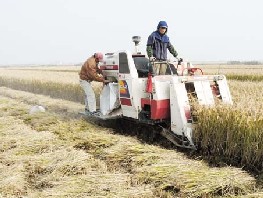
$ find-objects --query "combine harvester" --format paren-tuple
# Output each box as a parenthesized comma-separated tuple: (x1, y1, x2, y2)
(82, 36, 233, 149)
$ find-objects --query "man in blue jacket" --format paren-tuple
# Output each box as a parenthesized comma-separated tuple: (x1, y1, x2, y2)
(147, 21, 178, 75)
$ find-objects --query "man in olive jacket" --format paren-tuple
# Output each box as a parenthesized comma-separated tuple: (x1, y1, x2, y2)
(79, 52, 108, 114)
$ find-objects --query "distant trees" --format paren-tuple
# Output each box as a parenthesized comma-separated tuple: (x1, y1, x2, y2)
(227, 61, 262, 65)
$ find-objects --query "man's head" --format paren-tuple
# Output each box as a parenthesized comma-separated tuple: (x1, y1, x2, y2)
(157, 21, 168, 35)
(94, 52, 103, 63)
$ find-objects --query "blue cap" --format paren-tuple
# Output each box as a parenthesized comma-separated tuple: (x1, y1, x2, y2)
(157, 21, 168, 29)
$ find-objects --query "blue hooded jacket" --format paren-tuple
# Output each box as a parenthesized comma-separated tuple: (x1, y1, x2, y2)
(147, 21, 176, 60)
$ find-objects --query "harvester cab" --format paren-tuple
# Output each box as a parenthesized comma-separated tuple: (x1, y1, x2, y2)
(82, 36, 233, 149)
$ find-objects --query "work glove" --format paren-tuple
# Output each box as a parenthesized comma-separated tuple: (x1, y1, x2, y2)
(178, 58, 183, 62)
(149, 57, 156, 61)
(103, 79, 110, 85)
(177, 58, 183, 64)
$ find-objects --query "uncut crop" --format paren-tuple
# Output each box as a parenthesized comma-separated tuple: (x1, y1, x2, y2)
(199, 64, 263, 75)
(0, 68, 102, 104)
(199, 64, 263, 81)
(194, 80, 263, 174)
(194, 105, 263, 172)
(194, 65, 263, 174)
(0, 68, 79, 84)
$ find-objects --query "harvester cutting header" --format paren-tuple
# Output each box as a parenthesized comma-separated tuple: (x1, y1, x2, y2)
(80, 26, 232, 149)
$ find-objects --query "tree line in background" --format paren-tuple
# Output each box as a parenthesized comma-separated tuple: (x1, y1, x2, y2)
(227, 61, 262, 65)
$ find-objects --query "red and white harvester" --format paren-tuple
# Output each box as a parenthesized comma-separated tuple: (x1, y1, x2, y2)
(84, 36, 233, 149)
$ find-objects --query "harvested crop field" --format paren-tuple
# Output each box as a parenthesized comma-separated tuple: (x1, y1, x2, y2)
(0, 64, 262, 197)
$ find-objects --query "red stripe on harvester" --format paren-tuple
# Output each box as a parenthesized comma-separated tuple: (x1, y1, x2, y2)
(151, 99, 170, 119)
(141, 98, 170, 120)
(184, 106, 191, 121)
(120, 98, 132, 106)
(146, 73, 153, 93)
(100, 65, 119, 70)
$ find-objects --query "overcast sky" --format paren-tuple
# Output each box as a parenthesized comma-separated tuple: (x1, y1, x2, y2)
(1, 0, 263, 65)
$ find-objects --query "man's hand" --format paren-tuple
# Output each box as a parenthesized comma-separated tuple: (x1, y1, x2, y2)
(178, 58, 183, 62)
(149, 57, 156, 62)
(177, 58, 183, 64)
(103, 79, 110, 85)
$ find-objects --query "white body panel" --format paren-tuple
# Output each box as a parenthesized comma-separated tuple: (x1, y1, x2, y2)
(100, 83, 120, 115)
(170, 77, 193, 146)
(153, 80, 170, 100)
(217, 77, 233, 104)
(194, 81, 214, 105)
(134, 78, 149, 110)
(118, 51, 140, 119)
(119, 77, 138, 119)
